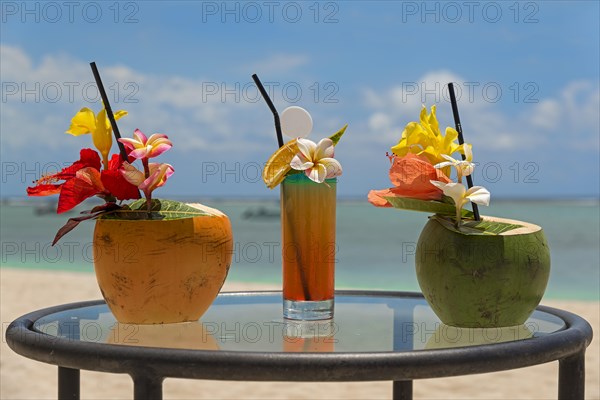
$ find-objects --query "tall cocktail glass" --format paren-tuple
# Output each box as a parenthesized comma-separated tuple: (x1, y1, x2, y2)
(281, 174, 337, 320)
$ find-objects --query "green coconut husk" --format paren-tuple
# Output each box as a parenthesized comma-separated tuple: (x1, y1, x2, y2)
(416, 215, 551, 328)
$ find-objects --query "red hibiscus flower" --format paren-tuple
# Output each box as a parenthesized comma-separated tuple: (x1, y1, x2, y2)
(27, 149, 101, 197)
(101, 154, 142, 201)
(27, 148, 140, 213)
(57, 167, 109, 213)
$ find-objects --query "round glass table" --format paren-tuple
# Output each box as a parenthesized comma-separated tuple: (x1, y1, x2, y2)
(6, 291, 593, 400)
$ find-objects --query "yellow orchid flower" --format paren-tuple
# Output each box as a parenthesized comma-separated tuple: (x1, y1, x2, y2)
(391, 105, 468, 176)
(66, 107, 128, 169)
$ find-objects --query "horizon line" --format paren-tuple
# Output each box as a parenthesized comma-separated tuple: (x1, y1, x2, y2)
(3, 195, 599, 204)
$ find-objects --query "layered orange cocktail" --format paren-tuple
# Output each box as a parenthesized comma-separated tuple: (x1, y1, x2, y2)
(281, 174, 337, 319)
(257, 97, 346, 320)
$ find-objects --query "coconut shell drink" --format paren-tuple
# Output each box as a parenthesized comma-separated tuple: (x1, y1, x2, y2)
(416, 216, 550, 327)
(26, 63, 234, 325)
(94, 202, 233, 324)
(368, 93, 551, 328)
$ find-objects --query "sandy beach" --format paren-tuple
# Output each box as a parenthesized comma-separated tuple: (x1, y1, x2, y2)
(1, 267, 598, 400)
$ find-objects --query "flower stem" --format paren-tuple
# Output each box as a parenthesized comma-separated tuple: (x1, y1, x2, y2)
(101, 155, 109, 171)
(142, 158, 150, 179)
(455, 205, 462, 228)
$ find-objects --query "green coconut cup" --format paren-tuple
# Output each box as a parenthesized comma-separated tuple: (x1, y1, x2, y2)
(415, 216, 551, 328)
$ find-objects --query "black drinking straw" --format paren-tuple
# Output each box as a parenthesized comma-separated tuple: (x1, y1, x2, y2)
(448, 82, 481, 221)
(252, 74, 284, 148)
(90, 62, 129, 162)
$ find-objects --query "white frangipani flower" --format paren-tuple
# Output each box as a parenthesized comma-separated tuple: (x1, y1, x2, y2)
(290, 138, 343, 183)
(434, 144, 475, 183)
(430, 180, 490, 225)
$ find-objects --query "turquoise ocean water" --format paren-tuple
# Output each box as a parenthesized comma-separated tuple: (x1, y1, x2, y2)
(1, 199, 598, 301)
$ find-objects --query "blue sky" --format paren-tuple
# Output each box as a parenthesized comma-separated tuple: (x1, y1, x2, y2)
(1, 1, 599, 199)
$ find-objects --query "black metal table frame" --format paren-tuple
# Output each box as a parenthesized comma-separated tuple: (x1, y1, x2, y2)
(6, 291, 593, 400)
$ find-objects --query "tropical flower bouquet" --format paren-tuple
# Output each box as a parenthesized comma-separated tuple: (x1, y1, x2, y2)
(27, 107, 178, 241)
(369, 104, 551, 328)
(368, 105, 492, 231)
(27, 65, 233, 324)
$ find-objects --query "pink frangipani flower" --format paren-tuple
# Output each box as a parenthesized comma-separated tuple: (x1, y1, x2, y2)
(121, 162, 174, 207)
(119, 129, 172, 160)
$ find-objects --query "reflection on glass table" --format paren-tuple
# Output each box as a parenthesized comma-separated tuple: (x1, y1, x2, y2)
(34, 292, 565, 353)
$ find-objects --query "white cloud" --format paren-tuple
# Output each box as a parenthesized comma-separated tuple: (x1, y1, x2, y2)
(530, 99, 561, 130)
(1, 46, 597, 198)
(363, 88, 385, 109)
(526, 80, 599, 150)
(0, 45, 31, 73)
(0, 44, 285, 154)
(361, 70, 599, 152)
(368, 112, 392, 132)
(0, 46, 339, 159)
(245, 53, 309, 75)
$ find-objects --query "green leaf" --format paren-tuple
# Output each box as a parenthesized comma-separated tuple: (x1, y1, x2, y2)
(384, 196, 474, 218)
(440, 195, 455, 205)
(431, 215, 523, 236)
(100, 199, 210, 220)
(329, 124, 348, 146)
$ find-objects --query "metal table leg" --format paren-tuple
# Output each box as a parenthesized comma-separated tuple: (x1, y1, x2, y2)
(133, 375, 163, 400)
(393, 380, 413, 400)
(558, 351, 586, 400)
(58, 367, 80, 400)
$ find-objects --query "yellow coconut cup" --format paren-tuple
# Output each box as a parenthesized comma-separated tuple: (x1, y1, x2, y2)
(93, 203, 233, 324)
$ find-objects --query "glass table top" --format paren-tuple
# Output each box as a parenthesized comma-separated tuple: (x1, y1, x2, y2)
(33, 292, 565, 353)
